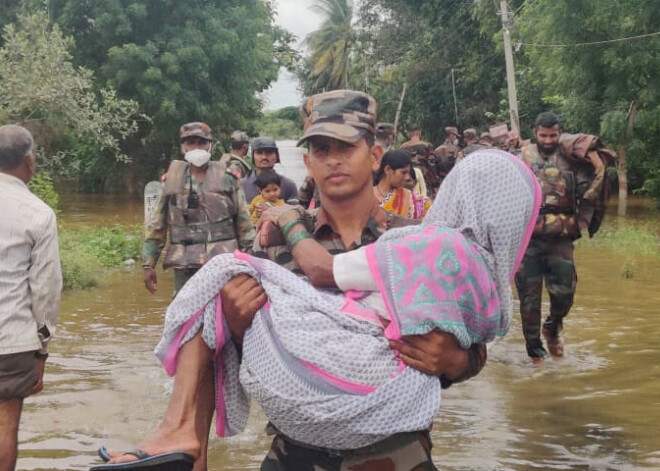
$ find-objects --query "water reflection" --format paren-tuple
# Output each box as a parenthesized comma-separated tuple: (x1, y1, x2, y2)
(17, 147, 660, 470)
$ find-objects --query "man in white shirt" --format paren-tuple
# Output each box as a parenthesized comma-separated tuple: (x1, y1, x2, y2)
(0, 125, 62, 471)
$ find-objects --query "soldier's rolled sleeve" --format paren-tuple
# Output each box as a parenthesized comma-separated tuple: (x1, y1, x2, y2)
(142, 193, 168, 268)
(232, 179, 256, 252)
(29, 211, 62, 353)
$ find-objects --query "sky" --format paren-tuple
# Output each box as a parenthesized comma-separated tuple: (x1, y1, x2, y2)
(262, 0, 322, 110)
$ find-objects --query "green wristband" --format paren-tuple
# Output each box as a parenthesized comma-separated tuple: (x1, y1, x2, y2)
(281, 219, 305, 239)
(286, 230, 313, 251)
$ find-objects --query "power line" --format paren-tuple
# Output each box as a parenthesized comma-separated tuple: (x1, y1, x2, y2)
(522, 30, 660, 48)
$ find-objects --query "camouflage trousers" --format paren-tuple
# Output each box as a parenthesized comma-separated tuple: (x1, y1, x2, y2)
(173, 268, 198, 297)
(514, 236, 577, 357)
(261, 428, 437, 471)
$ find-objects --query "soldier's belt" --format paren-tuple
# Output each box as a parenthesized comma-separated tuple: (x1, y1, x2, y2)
(170, 219, 236, 245)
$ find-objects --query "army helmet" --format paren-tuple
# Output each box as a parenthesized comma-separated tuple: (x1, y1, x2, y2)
(251, 136, 280, 163)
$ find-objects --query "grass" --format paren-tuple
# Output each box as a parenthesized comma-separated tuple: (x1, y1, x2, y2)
(578, 225, 660, 256)
(59, 225, 142, 290)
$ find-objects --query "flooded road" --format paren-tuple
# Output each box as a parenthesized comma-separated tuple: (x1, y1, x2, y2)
(17, 142, 660, 470)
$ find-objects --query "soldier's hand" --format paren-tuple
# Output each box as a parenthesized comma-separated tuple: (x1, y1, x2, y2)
(144, 267, 158, 294)
(389, 329, 468, 379)
(257, 204, 303, 232)
(221, 274, 267, 345)
(30, 357, 46, 395)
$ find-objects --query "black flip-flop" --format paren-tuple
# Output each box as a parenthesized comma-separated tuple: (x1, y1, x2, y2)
(91, 447, 194, 471)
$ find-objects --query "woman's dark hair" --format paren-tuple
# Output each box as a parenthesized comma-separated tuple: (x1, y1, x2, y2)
(408, 165, 418, 184)
(374, 149, 412, 184)
(255, 170, 282, 190)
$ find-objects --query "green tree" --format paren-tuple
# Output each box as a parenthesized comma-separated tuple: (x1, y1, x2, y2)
(517, 0, 660, 213)
(47, 0, 292, 192)
(345, 0, 525, 144)
(0, 12, 140, 175)
(304, 0, 355, 91)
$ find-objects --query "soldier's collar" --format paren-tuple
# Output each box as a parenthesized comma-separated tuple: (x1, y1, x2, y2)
(312, 203, 387, 240)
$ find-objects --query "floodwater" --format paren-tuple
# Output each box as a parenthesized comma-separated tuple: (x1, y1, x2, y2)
(17, 142, 660, 470)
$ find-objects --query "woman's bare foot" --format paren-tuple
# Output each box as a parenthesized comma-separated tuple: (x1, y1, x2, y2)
(105, 421, 201, 464)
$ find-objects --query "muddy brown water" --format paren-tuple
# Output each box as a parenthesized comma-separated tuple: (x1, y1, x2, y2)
(17, 143, 660, 470)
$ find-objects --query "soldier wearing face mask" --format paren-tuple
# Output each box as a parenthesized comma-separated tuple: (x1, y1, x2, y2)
(142, 122, 254, 296)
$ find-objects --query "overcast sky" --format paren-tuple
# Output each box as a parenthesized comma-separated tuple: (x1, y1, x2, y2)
(262, 0, 322, 110)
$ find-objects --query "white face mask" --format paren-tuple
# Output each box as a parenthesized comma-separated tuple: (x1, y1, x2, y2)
(184, 148, 211, 167)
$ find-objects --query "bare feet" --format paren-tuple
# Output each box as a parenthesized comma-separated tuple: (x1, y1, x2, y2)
(542, 327, 564, 357)
(105, 422, 201, 465)
(530, 356, 544, 366)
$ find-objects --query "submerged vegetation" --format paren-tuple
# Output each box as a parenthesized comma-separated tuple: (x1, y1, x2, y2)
(59, 225, 142, 290)
(578, 225, 660, 256)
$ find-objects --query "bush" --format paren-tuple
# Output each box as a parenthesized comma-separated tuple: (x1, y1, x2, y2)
(60, 249, 100, 290)
(29, 173, 59, 212)
(59, 224, 142, 290)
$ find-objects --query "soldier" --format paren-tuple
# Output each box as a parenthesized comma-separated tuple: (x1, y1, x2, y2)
(100, 92, 487, 471)
(434, 126, 461, 186)
(515, 112, 605, 362)
(442, 126, 461, 147)
(220, 130, 251, 179)
(142, 122, 254, 296)
(479, 131, 494, 147)
(455, 128, 483, 162)
(400, 125, 439, 198)
(375, 122, 396, 152)
(242, 137, 298, 207)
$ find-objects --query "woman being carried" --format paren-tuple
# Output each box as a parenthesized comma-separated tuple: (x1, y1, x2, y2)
(96, 150, 540, 469)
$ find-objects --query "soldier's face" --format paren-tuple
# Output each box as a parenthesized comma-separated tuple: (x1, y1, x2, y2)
(254, 149, 278, 169)
(304, 136, 381, 204)
(535, 125, 560, 154)
(181, 137, 212, 155)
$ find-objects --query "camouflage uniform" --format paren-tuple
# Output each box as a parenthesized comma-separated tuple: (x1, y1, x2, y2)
(220, 130, 252, 179)
(254, 205, 438, 471)
(400, 140, 439, 198)
(514, 143, 580, 357)
(455, 129, 483, 163)
(253, 90, 437, 470)
(297, 174, 320, 209)
(433, 144, 459, 186)
(220, 152, 251, 180)
(142, 123, 254, 295)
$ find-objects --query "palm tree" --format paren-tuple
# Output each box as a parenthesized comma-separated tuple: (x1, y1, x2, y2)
(304, 0, 355, 91)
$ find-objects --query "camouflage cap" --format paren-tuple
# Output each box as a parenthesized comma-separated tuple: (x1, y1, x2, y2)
(463, 128, 477, 138)
(480, 131, 491, 139)
(230, 130, 249, 144)
(376, 122, 395, 132)
(180, 122, 212, 141)
(445, 126, 459, 137)
(297, 90, 377, 146)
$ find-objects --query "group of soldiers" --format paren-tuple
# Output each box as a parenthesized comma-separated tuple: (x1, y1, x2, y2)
(142, 107, 613, 365)
(376, 122, 526, 199)
(369, 114, 613, 363)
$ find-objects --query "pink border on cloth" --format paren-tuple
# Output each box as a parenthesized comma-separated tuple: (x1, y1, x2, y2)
(160, 295, 229, 437)
(364, 244, 406, 374)
(508, 153, 543, 279)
